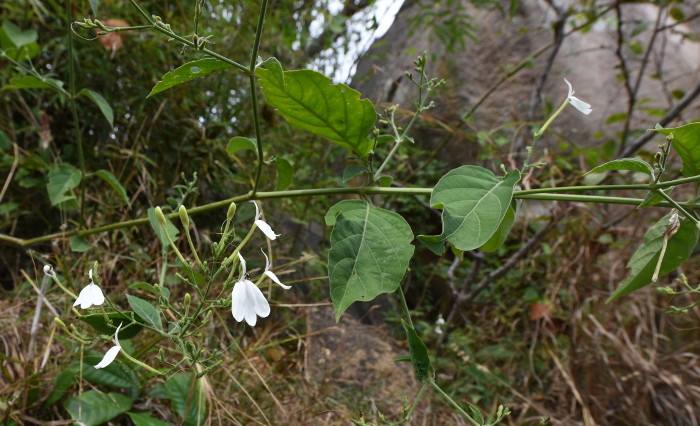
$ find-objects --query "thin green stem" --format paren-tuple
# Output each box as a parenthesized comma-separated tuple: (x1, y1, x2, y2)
(656, 189, 700, 225)
(6, 187, 700, 247)
(430, 379, 479, 426)
(119, 347, 164, 375)
(48, 273, 78, 300)
(523, 97, 569, 173)
(67, 0, 86, 227)
(397, 285, 414, 328)
(249, 0, 269, 194)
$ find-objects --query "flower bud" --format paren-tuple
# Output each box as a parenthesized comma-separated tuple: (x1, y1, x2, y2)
(226, 202, 237, 221)
(154, 206, 167, 225)
(657, 286, 675, 295)
(183, 293, 191, 315)
(54, 317, 67, 328)
(178, 205, 190, 228)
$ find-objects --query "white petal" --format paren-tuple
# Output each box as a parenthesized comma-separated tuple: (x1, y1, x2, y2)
(255, 219, 280, 240)
(43, 264, 52, 275)
(89, 269, 93, 281)
(265, 270, 291, 289)
(237, 252, 247, 277)
(94, 345, 120, 369)
(246, 281, 270, 318)
(569, 96, 592, 115)
(564, 78, 574, 97)
(73, 283, 105, 309)
(114, 322, 123, 346)
(251, 200, 261, 220)
(231, 280, 250, 322)
(262, 249, 271, 271)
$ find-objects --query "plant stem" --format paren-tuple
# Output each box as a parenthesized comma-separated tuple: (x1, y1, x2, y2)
(656, 189, 700, 225)
(119, 347, 164, 375)
(249, 0, 269, 195)
(430, 379, 479, 426)
(67, 0, 86, 227)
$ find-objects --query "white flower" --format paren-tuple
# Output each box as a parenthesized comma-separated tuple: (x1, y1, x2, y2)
(252, 201, 280, 240)
(564, 78, 592, 115)
(43, 264, 53, 275)
(95, 323, 122, 369)
(435, 314, 445, 335)
(262, 250, 291, 290)
(73, 269, 105, 309)
(231, 253, 270, 326)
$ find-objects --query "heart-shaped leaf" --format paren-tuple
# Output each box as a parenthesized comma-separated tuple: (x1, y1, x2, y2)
(419, 166, 521, 254)
(326, 200, 414, 320)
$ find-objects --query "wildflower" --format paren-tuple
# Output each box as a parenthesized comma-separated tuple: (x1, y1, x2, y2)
(73, 269, 105, 309)
(564, 78, 592, 115)
(231, 253, 270, 327)
(435, 314, 445, 335)
(261, 250, 291, 289)
(95, 323, 122, 369)
(252, 201, 280, 240)
(43, 264, 53, 276)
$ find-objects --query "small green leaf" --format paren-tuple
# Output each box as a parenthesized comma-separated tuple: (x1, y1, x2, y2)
(637, 188, 673, 209)
(46, 164, 82, 206)
(605, 112, 628, 125)
(326, 200, 414, 320)
(227, 136, 257, 157)
(256, 68, 377, 157)
(147, 207, 179, 246)
(607, 216, 698, 302)
(651, 123, 700, 177)
(87, 0, 100, 15)
(401, 319, 434, 382)
(127, 294, 162, 330)
(274, 157, 293, 190)
(80, 312, 144, 339)
(44, 369, 75, 406)
(418, 166, 521, 255)
(586, 158, 654, 178)
(342, 164, 370, 183)
(94, 169, 129, 205)
(79, 89, 114, 127)
(165, 373, 207, 426)
(0, 202, 19, 214)
(669, 7, 684, 21)
(480, 199, 519, 253)
(127, 412, 172, 426)
(0, 21, 39, 60)
(69, 236, 91, 252)
(2, 75, 62, 91)
(259, 57, 284, 84)
(64, 391, 133, 426)
(377, 175, 393, 187)
(147, 59, 233, 98)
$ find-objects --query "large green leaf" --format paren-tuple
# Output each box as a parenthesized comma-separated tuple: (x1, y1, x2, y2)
(46, 164, 82, 206)
(64, 391, 133, 426)
(480, 198, 520, 253)
(147, 58, 233, 98)
(651, 123, 700, 177)
(326, 200, 414, 320)
(77, 349, 139, 392)
(80, 312, 144, 339)
(418, 166, 521, 255)
(165, 373, 207, 426)
(256, 68, 376, 157)
(607, 215, 699, 302)
(127, 295, 163, 331)
(586, 157, 654, 179)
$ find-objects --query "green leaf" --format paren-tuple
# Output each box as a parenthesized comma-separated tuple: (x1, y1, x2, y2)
(342, 164, 370, 183)
(326, 200, 414, 320)
(256, 68, 376, 157)
(147, 59, 233, 98)
(46, 164, 82, 206)
(87, 0, 100, 15)
(165, 373, 207, 426)
(274, 157, 293, 190)
(651, 123, 700, 177)
(480, 199, 520, 253)
(78, 350, 139, 390)
(127, 412, 172, 426)
(79, 89, 114, 127)
(637, 188, 673, 209)
(401, 319, 434, 382)
(607, 216, 699, 302)
(64, 391, 133, 426)
(2, 75, 63, 91)
(259, 57, 284, 84)
(94, 169, 129, 205)
(586, 158, 654, 178)
(0, 21, 39, 60)
(69, 236, 91, 252)
(147, 207, 179, 246)
(44, 369, 75, 406)
(127, 294, 162, 330)
(227, 136, 257, 157)
(0, 202, 19, 214)
(80, 312, 144, 340)
(418, 166, 521, 255)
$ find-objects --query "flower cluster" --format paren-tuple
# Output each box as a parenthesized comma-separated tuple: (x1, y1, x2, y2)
(230, 201, 290, 326)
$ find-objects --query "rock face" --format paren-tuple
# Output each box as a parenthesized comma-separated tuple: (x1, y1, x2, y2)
(352, 0, 700, 166)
